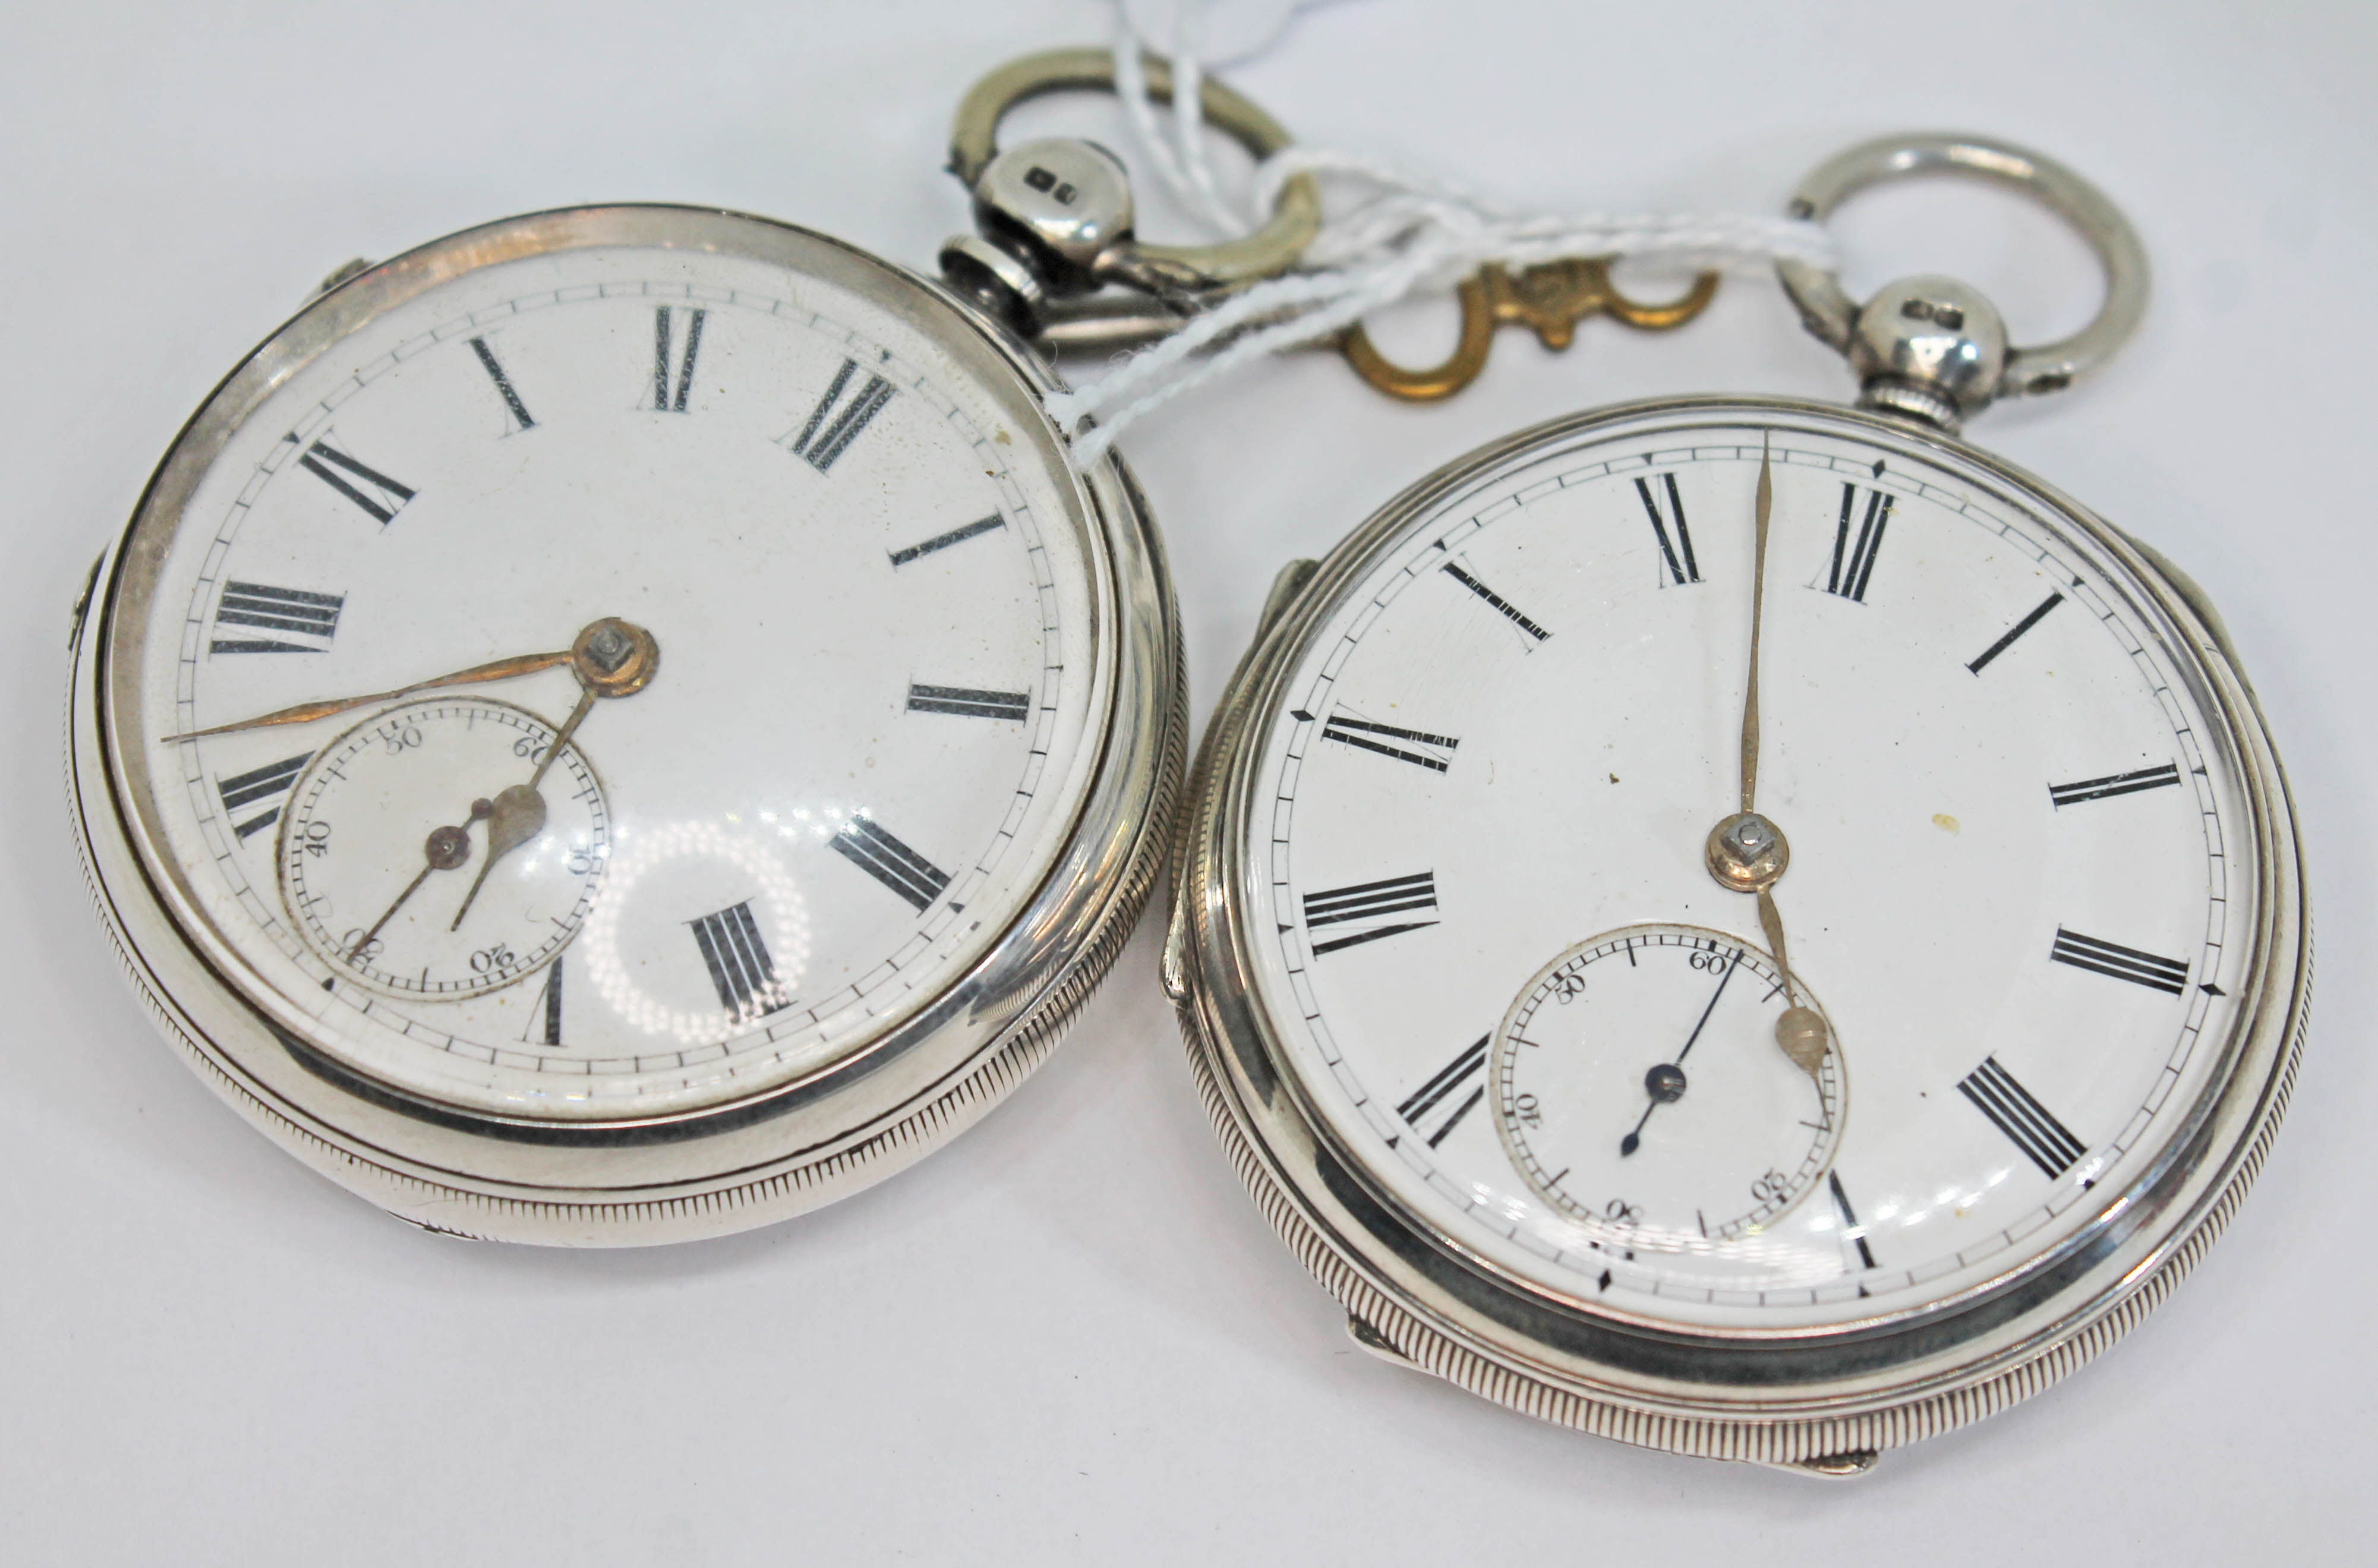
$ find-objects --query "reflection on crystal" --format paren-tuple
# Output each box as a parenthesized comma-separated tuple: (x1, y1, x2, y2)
(578, 819, 811, 1045)
(1463, 1173, 1845, 1289)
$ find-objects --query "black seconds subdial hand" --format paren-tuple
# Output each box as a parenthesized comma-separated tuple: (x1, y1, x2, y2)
(347, 799, 492, 964)
(1620, 942, 1740, 1156)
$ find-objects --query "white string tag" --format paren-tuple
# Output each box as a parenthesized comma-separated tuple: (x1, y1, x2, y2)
(1050, 0, 1840, 466)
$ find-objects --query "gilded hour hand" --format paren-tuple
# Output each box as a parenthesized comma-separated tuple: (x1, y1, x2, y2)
(163, 647, 575, 742)
(162, 614, 661, 743)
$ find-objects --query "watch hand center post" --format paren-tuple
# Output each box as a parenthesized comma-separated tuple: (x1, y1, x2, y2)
(1619, 1060, 1691, 1157)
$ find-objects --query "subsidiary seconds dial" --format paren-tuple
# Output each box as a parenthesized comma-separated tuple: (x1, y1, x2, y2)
(1493, 926, 1845, 1247)
(280, 696, 609, 1000)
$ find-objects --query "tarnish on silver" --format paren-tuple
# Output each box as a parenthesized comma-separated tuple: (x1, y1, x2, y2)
(1166, 395, 2308, 1468)
(311, 256, 374, 299)
(1777, 134, 2150, 431)
(67, 206, 1185, 1246)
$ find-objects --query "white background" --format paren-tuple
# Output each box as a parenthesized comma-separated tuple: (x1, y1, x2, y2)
(4, 1, 2371, 1561)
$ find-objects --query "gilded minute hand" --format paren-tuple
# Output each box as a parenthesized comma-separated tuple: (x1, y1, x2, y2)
(1704, 435, 1830, 1079)
(162, 648, 575, 742)
(1742, 431, 1771, 814)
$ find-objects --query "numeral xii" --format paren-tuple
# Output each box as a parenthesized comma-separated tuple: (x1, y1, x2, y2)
(1823, 482, 1893, 601)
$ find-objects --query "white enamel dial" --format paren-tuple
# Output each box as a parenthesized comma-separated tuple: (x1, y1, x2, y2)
(118, 229, 1109, 1121)
(1239, 405, 2255, 1332)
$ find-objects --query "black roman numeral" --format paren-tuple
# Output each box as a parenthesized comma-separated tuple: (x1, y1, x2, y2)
(1442, 562, 1550, 642)
(210, 581, 344, 655)
(523, 956, 564, 1046)
(789, 358, 896, 473)
(1828, 1171, 1878, 1270)
(1318, 712, 1459, 772)
(690, 901, 787, 1019)
(831, 815, 951, 911)
(1957, 1056, 2087, 1178)
(907, 683, 1030, 722)
(1821, 482, 1894, 602)
(2049, 762, 2181, 809)
(2050, 926, 2188, 994)
(1967, 591, 2064, 673)
(217, 752, 310, 842)
(1302, 871, 1439, 957)
(468, 336, 535, 431)
(1396, 1034, 1488, 1148)
(652, 306, 706, 413)
(889, 514, 1004, 567)
(1635, 472, 1701, 586)
(298, 439, 415, 525)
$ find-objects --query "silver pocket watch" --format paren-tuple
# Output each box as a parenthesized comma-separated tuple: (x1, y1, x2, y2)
(63, 51, 1313, 1245)
(1165, 135, 2310, 1471)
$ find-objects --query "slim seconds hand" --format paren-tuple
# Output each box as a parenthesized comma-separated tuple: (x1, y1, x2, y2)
(1620, 944, 1743, 1156)
(1704, 434, 1831, 1077)
(345, 799, 493, 963)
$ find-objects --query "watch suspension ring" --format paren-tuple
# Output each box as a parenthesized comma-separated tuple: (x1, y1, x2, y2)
(1775, 132, 2149, 428)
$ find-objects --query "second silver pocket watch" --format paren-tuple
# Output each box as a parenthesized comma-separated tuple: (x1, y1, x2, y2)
(1167, 137, 2310, 1469)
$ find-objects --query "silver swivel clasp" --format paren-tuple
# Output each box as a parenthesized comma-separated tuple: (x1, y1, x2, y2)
(1777, 135, 2149, 433)
(939, 50, 1319, 352)
(946, 137, 1139, 319)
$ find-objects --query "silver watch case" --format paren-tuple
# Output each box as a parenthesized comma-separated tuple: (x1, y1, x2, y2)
(1163, 395, 2308, 1471)
(67, 205, 1185, 1246)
